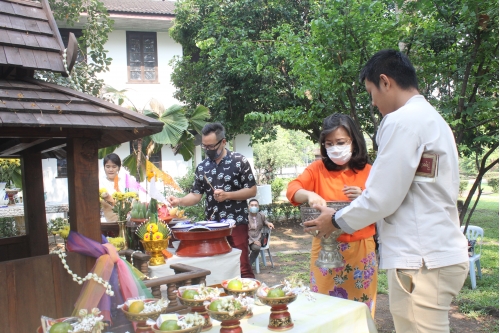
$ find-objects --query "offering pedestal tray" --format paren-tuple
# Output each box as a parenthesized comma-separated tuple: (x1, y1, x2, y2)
(177, 294, 212, 332)
(257, 294, 297, 331)
(205, 306, 249, 333)
(300, 201, 350, 269)
(222, 278, 261, 318)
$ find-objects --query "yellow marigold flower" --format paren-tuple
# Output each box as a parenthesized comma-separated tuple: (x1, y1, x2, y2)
(152, 232, 163, 240)
(147, 223, 158, 233)
(143, 233, 151, 241)
(125, 192, 137, 199)
(60, 228, 70, 239)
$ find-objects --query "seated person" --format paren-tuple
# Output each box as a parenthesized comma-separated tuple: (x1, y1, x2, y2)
(248, 199, 274, 266)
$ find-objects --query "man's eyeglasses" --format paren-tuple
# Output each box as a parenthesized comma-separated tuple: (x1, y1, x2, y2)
(201, 138, 224, 150)
(322, 140, 352, 148)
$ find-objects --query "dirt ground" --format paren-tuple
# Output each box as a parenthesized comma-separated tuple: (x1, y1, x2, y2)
(252, 221, 498, 333)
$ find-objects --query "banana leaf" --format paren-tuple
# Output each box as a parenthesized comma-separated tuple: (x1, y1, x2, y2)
(187, 105, 211, 134)
(173, 132, 196, 161)
(149, 105, 189, 145)
(122, 153, 147, 182)
(98, 144, 121, 159)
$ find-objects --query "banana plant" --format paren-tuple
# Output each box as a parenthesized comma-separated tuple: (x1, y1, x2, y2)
(98, 87, 211, 182)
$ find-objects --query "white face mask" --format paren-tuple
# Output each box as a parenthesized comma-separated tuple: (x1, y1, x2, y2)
(326, 145, 352, 165)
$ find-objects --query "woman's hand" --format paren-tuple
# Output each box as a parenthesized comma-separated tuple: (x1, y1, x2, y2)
(307, 192, 327, 207)
(343, 185, 363, 200)
(266, 222, 275, 230)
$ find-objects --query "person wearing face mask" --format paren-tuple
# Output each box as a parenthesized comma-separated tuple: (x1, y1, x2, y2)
(247, 199, 275, 267)
(168, 122, 258, 278)
(286, 113, 377, 317)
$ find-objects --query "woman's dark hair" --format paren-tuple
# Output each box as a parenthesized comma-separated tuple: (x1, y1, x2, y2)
(359, 49, 418, 90)
(319, 114, 368, 172)
(103, 153, 121, 168)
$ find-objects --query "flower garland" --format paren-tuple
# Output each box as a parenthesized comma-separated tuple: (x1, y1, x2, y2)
(51, 248, 114, 296)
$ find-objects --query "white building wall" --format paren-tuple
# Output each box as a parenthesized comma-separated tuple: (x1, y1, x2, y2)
(233, 134, 254, 172)
(97, 30, 182, 111)
(42, 159, 68, 203)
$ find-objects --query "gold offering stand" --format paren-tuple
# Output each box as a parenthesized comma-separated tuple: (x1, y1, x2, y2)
(141, 238, 170, 266)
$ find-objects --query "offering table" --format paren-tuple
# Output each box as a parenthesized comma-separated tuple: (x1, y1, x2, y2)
(207, 293, 377, 333)
(148, 247, 241, 286)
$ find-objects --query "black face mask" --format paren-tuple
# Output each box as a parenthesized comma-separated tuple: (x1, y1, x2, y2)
(205, 147, 224, 161)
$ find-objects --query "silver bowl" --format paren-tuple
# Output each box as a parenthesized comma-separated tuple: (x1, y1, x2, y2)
(300, 201, 350, 269)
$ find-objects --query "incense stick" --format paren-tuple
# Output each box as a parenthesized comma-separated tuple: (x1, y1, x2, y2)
(204, 174, 216, 192)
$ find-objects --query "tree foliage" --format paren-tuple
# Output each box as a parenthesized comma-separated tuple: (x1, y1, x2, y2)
(253, 127, 315, 183)
(37, 0, 113, 96)
(171, 0, 498, 224)
(396, 0, 498, 225)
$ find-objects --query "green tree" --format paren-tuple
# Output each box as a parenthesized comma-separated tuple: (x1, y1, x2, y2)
(37, 0, 113, 96)
(170, 0, 314, 139)
(253, 127, 315, 183)
(396, 0, 499, 226)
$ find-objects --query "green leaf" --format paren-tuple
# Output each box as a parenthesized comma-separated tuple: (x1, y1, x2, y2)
(122, 154, 146, 182)
(188, 105, 211, 134)
(98, 144, 121, 159)
(150, 104, 189, 145)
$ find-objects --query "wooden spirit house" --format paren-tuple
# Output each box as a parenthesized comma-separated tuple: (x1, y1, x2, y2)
(0, 0, 163, 331)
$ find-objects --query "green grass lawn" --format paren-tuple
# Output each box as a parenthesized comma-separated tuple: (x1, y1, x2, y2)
(455, 195, 499, 319)
(377, 195, 499, 320)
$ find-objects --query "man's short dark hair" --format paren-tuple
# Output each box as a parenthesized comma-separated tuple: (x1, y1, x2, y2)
(202, 122, 226, 141)
(359, 49, 418, 90)
(249, 198, 259, 205)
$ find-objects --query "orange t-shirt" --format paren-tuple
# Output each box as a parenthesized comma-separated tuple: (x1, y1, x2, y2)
(287, 159, 375, 242)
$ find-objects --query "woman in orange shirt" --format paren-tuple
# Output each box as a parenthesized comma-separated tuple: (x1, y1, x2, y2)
(287, 113, 377, 317)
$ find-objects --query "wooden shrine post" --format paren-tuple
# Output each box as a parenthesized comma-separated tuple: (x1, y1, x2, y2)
(21, 149, 49, 257)
(67, 137, 101, 242)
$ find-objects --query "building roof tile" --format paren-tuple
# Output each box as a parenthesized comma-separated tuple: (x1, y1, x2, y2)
(0, 0, 66, 74)
(101, 0, 176, 15)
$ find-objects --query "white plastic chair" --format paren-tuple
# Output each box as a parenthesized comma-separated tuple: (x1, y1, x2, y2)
(255, 226, 274, 274)
(460, 225, 484, 289)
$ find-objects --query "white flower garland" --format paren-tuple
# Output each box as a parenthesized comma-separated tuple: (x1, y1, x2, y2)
(51, 249, 114, 296)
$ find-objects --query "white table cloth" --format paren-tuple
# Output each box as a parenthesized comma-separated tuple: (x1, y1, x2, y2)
(206, 293, 378, 333)
(148, 248, 241, 286)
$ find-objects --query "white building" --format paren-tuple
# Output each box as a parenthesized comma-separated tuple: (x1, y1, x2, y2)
(44, 0, 254, 207)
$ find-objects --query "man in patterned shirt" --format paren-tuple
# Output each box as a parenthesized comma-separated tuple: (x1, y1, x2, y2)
(168, 123, 257, 278)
